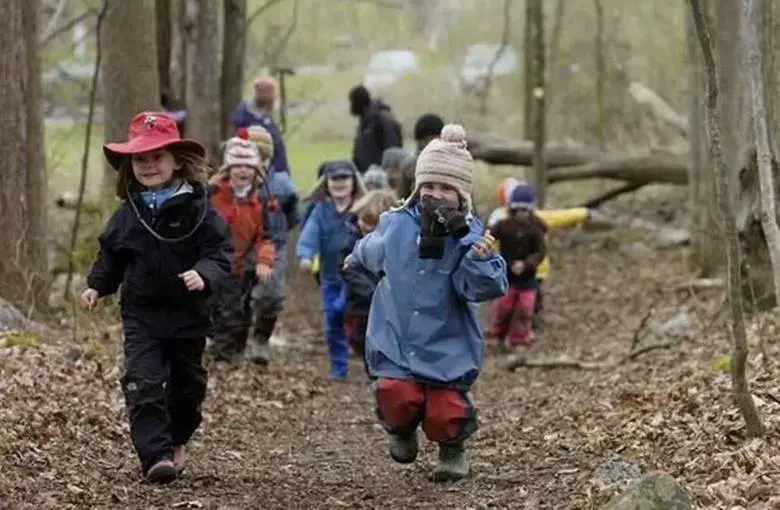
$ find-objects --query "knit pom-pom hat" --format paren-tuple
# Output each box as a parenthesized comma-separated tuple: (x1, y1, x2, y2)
(403, 123, 474, 212)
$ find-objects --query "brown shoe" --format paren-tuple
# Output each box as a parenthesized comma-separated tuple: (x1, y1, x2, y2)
(173, 445, 186, 475)
(146, 459, 177, 484)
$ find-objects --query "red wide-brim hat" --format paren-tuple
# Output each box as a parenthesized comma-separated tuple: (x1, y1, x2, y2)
(103, 111, 206, 170)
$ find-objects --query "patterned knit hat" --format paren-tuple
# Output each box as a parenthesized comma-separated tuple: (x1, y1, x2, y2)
(237, 125, 274, 160)
(403, 124, 474, 211)
(220, 137, 262, 173)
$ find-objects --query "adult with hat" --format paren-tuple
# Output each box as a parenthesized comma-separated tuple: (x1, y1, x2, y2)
(230, 76, 291, 174)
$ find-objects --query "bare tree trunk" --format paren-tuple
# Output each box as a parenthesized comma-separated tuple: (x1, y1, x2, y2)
(546, 0, 566, 114)
(478, 0, 510, 118)
(170, 0, 188, 104)
(0, 0, 49, 311)
(186, 0, 222, 164)
(221, 0, 247, 139)
(688, 0, 764, 439)
(743, 0, 780, 308)
(531, 0, 547, 207)
(593, 0, 605, 149)
(156, 0, 172, 96)
(102, 0, 160, 191)
(687, 0, 721, 276)
(523, 0, 534, 139)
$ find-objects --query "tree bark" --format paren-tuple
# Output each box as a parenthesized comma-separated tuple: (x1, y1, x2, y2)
(186, 0, 222, 165)
(221, 0, 247, 140)
(743, 0, 780, 309)
(523, 0, 534, 139)
(0, 0, 49, 311)
(688, 0, 764, 439)
(593, 0, 606, 149)
(531, 0, 546, 207)
(101, 0, 160, 191)
(170, 0, 188, 105)
(156, 0, 172, 96)
(686, 0, 721, 276)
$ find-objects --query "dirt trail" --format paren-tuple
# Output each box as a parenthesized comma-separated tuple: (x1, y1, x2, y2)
(2, 230, 779, 509)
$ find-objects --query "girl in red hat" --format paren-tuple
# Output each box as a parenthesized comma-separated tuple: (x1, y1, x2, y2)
(79, 112, 232, 484)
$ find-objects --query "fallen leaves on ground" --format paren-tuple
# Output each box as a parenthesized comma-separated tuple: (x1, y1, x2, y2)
(2, 217, 779, 509)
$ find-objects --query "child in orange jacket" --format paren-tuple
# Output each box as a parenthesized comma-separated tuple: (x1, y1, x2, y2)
(208, 137, 275, 363)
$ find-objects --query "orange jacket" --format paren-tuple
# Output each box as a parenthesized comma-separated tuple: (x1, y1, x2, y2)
(209, 178, 274, 275)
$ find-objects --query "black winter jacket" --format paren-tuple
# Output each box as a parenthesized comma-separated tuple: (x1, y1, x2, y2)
(86, 186, 232, 338)
(352, 99, 403, 173)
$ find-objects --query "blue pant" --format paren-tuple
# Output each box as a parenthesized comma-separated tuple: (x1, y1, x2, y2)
(320, 279, 349, 378)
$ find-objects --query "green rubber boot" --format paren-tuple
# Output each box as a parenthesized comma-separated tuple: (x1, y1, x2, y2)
(388, 433, 419, 464)
(433, 442, 470, 482)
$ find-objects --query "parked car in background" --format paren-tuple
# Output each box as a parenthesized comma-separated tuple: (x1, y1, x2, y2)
(363, 50, 421, 91)
(459, 43, 519, 95)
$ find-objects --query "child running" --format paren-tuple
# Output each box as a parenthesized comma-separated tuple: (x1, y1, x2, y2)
(489, 183, 547, 347)
(207, 137, 275, 364)
(340, 189, 398, 377)
(80, 112, 232, 483)
(345, 124, 508, 482)
(297, 161, 366, 379)
(236, 125, 300, 365)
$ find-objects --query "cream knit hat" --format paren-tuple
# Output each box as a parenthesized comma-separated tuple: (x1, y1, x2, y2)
(403, 123, 474, 211)
(220, 137, 262, 173)
(244, 124, 274, 160)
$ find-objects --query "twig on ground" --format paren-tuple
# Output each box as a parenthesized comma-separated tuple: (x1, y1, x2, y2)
(504, 339, 675, 372)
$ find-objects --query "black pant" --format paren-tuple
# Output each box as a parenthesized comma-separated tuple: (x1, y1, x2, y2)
(121, 320, 207, 474)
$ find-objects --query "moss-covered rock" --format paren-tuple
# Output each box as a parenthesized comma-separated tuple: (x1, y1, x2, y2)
(601, 472, 695, 510)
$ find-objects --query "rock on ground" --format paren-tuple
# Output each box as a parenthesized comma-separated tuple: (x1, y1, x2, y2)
(601, 472, 695, 510)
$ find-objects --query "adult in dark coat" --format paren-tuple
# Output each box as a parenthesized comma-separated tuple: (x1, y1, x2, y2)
(348, 85, 403, 173)
(397, 113, 445, 199)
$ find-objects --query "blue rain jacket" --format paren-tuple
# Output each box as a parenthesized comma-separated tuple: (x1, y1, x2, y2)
(350, 206, 508, 388)
(296, 199, 351, 282)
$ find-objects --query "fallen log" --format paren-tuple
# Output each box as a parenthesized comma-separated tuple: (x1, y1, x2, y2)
(580, 182, 646, 209)
(547, 153, 689, 185)
(467, 132, 604, 167)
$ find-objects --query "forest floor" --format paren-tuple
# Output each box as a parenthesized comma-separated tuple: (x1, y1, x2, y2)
(4, 192, 780, 509)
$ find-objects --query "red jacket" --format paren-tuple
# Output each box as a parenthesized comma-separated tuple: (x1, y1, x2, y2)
(208, 178, 274, 275)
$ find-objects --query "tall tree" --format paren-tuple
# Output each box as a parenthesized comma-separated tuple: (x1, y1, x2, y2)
(688, 0, 764, 439)
(530, 0, 547, 207)
(156, 0, 172, 96)
(221, 0, 247, 140)
(686, 0, 721, 276)
(0, 0, 49, 310)
(170, 0, 188, 105)
(101, 0, 160, 190)
(186, 0, 222, 164)
(522, 0, 534, 139)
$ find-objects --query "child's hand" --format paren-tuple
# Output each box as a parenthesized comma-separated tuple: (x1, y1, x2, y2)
(179, 270, 205, 291)
(511, 260, 526, 275)
(80, 288, 99, 310)
(255, 263, 272, 282)
(299, 258, 312, 272)
(471, 230, 497, 259)
(342, 254, 353, 271)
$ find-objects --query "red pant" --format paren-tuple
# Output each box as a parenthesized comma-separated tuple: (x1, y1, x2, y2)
(375, 378, 477, 443)
(490, 287, 537, 345)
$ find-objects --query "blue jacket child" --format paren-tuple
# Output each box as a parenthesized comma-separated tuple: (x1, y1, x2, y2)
(296, 161, 366, 379)
(346, 124, 507, 482)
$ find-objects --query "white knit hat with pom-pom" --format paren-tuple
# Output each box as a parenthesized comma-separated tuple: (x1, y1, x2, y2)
(403, 123, 474, 211)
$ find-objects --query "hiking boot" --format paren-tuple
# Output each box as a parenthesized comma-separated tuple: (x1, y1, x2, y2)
(146, 459, 177, 484)
(173, 445, 186, 475)
(245, 336, 270, 366)
(433, 442, 470, 482)
(389, 433, 419, 464)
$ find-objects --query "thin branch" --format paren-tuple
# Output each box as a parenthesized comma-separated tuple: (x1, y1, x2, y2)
(247, 0, 286, 27)
(40, 0, 70, 45)
(39, 8, 97, 48)
(63, 0, 107, 302)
